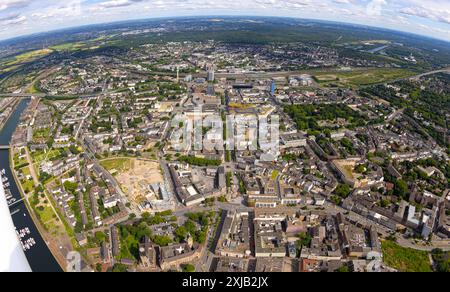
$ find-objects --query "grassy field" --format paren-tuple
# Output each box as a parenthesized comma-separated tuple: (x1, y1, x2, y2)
(27, 81, 43, 94)
(32, 190, 64, 237)
(21, 180, 34, 193)
(314, 68, 416, 87)
(32, 149, 61, 163)
(33, 127, 51, 140)
(13, 153, 29, 168)
(100, 158, 133, 173)
(37, 204, 57, 223)
(0, 49, 53, 72)
(22, 166, 31, 177)
(20, 167, 34, 194)
(0, 64, 20, 73)
(50, 42, 86, 52)
(50, 36, 111, 52)
(382, 240, 432, 272)
(15, 49, 53, 62)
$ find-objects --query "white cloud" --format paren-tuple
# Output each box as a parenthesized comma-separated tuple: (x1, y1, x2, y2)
(100, 0, 146, 9)
(0, 13, 26, 25)
(0, 0, 449, 41)
(333, 0, 352, 4)
(400, 6, 450, 25)
(0, 0, 32, 11)
(366, 0, 386, 16)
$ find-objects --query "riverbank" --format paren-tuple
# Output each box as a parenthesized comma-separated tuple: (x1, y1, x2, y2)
(0, 98, 62, 272)
(7, 99, 68, 270)
(0, 98, 20, 132)
(10, 148, 68, 271)
(0, 149, 61, 271)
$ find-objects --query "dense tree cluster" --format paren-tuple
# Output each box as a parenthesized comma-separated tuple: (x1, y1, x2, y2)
(284, 104, 367, 132)
(179, 156, 222, 167)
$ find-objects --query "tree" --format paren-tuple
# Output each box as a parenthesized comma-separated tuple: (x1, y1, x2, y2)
(184, 220, 197, 235)
(178, 156, 221, 167)
(95, 231, 107, 244)
(175, 226, 188, 242)
(152, 235, 172, 247)
(296, 232, 312, 248)
(39, 172, 51, 183)
(394, 180, 409, 199)
(136, 222, 151, 240)
(431, 249, 450, 272)
(181, 264, 195, 272)
(69, 145, 80, 155)
(331, 195, 342, 206)
(112, 264, 128, 273)
(63, 181, 78, 194)
(142, 212, 151, 221)
(195, 229, 207, 244)
(334, 184, 351, 199)
(226, 172, 233, 189)
(335, 266, 350, 273)
(380, 199, 390, 208)
(238, 176, 247, 194)
(354, 164, 366, 174)
(218, 196, 228, 203)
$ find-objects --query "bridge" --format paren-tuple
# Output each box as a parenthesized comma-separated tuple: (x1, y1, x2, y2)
(0, 145, 10, 150)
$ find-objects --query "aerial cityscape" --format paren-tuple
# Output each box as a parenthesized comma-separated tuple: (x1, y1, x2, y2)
(0, 1, 449, 275)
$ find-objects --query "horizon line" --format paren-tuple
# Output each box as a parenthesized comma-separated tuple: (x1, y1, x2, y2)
(1, 14, 449, 45)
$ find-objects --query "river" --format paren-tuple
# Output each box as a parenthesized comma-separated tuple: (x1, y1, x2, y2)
(0, 98, 62, 272)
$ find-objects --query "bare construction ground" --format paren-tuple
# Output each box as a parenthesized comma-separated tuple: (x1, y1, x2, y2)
(104, 158, 164, 204)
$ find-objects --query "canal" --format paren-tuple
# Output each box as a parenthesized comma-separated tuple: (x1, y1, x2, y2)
(0, 98, 62, 272)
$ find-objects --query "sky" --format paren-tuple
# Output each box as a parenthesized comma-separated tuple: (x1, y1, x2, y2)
(0, 0, 450, 42)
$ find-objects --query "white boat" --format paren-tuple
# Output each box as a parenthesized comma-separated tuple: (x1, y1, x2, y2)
(5, 189, 13, 200)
